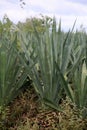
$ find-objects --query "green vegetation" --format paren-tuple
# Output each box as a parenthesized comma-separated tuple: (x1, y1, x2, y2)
(0, 15, 87, 129)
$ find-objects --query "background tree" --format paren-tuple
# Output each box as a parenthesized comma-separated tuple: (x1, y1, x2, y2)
(17, 15, 53, 33)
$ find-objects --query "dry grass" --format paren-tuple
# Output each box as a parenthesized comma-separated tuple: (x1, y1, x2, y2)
(0, 86, 87, 130)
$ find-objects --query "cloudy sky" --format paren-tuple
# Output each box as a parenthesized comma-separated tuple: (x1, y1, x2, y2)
(0, 0, 87, 31)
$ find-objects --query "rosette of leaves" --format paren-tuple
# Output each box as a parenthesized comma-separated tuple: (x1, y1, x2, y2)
(0, 34, 30, 107)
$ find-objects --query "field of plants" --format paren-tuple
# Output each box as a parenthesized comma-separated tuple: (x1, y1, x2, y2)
(0, 15, 87, 130)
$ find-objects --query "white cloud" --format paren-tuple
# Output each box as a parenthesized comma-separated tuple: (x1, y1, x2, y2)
(0, 0, 87, 31)
(25, 0, 87, 16)
(67, 0, 87, 5)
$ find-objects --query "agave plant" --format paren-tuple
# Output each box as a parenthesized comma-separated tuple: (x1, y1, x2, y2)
(61, 30, 87, 117)
(23, 18, 77, 110)
(73, 60, 87, 108)
(31, 19, 87, 111)
(18, 17, 87, 113)
(0, 33, 30, 107)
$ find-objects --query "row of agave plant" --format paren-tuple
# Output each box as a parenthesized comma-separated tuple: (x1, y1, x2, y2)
(0, 18, 87, 117)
